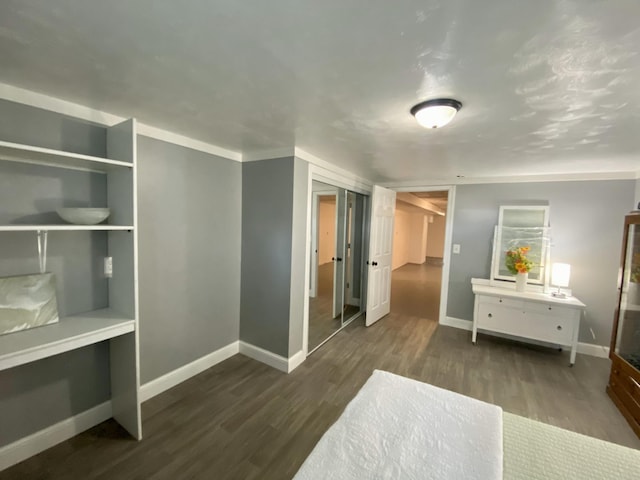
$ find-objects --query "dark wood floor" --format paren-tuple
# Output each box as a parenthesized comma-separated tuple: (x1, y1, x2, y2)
(390, 262, 442, 320)
(3, 265, 639, 479)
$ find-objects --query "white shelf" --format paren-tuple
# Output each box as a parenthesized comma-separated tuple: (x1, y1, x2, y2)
(0, 308, 135, 372)
(0, 225, 134, 232)
(0, 140, 133, 173)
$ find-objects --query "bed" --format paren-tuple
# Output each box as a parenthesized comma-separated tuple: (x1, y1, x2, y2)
(294, 370, 640, 480)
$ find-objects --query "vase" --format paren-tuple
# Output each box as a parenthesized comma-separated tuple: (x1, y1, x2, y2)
(515, 272, 528, 292)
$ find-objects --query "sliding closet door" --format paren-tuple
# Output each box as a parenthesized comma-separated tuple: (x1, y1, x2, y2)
(333, 188, 347, 319)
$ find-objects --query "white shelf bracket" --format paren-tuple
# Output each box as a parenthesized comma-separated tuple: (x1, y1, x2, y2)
(37, 230, 48, 273)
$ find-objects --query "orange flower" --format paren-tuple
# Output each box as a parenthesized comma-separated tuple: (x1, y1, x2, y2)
(520, 246, 530, 253)
(515, 262, 525, 271)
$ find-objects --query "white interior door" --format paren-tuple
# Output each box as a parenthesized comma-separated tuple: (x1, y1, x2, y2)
(365, 185, 396, 326)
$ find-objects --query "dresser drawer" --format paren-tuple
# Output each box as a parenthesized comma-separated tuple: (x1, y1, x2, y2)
(524, 301, 579, 319)
(609, 359, 640, 423)
(522, 312, 575, 345)
(476, 302, 575, 345)
(477, 295, 523, 310)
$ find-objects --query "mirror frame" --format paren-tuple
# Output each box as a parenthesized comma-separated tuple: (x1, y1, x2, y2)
(491, 205, 550, 285)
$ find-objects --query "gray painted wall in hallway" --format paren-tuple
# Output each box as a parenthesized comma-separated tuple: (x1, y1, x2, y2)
(137, 136, 241, 384)
(240, 157, 294, 357)
(0, 100, 111, 447)
(447, 180, 635, 346)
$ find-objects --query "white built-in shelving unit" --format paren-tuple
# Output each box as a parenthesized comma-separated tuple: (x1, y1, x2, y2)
(0, 119, 141, 440)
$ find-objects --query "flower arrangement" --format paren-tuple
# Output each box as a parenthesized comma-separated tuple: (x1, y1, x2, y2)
(505, 246, 533, 274)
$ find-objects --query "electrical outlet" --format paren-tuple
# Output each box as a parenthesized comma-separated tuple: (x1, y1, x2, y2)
(104, 257, 113, 278)
(453, 244, 461, 254)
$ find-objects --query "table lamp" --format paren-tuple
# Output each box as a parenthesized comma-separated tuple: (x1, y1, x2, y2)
(551, 263, 571, 298)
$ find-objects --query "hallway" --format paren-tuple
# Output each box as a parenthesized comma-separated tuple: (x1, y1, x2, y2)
(390, 261, 442, 321)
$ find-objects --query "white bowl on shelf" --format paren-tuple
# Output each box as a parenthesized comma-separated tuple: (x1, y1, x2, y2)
(56, 208, 111, 225)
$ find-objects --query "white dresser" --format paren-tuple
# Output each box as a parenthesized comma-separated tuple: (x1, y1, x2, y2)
(471, 279, 586, 365)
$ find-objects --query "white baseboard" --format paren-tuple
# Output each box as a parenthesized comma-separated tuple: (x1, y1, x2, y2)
(441, 316, 610, 359)
(287, 350, 306, 373)
(0, 401, 112, 472)
(577, 342, 610, 359)
(239, 341, 306, 373)
(140, 341, 240, 402)
(441, 316, 472, 330)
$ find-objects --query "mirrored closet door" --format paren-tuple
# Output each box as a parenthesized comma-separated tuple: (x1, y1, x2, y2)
(308, 181, 367, 353)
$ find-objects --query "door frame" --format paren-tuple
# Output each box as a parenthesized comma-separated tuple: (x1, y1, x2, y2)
(387, 185, 456, 326)
(310, 189, 339, 298)
(302, 165, 372, 356)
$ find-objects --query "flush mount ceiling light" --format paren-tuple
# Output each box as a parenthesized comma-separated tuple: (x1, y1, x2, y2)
(410, 98, 462, 129)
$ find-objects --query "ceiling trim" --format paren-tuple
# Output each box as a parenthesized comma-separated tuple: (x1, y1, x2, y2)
(295, 147, 373, 189)
(242, 147, 296, 162)
(383, 171, 638, 188)
(0, 82, 242, 161)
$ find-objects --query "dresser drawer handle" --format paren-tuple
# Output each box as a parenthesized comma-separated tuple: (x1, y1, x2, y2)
(548, 306, 552, 310)
(557, 325, 562, 331)
(487, 313, 492, 318)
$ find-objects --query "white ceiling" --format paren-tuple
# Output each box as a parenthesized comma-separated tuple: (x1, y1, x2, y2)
(1, 0, 640, 183)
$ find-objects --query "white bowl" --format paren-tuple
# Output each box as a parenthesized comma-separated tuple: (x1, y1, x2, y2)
(56, 208, 111, 225)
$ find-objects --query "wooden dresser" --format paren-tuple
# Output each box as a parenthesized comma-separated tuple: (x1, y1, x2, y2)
(607, 211, 640, 438)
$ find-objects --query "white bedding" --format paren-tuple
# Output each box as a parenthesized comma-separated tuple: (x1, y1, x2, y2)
(294, 370, 503, 480)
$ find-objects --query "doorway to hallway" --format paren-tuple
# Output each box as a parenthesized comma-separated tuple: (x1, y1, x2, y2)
(390, 191, 448, 321)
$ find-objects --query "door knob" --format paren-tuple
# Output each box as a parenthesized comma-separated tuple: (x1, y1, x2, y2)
(372, 261, 378, 266)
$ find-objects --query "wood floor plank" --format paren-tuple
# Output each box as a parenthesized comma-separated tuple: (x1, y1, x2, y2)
(3, 262, 639, 479)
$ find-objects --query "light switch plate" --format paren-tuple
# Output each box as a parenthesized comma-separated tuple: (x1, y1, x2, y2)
(453, 244, 461, 254)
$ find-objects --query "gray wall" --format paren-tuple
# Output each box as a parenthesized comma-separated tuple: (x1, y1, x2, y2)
(0, 101, 111, 447)
(240, 157, 294, 357)
(447, 180, 635, 345)
(137, 137, 241, 383)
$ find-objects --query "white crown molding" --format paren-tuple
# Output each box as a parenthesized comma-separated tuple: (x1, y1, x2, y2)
(384, 171, 638, 188)
(135, 124, 241, 161)
(0, 401, 112, 472)
(242, 147, 296, 162)
(295, 147, 372, 187)
(0, 82, 242, 161)
(0, 82, 122, 125)
(140, 341, 240, 402)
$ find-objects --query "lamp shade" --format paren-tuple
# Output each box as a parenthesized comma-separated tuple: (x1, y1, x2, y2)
(551, 263, 571, 288)
(410, 99, 462, 129)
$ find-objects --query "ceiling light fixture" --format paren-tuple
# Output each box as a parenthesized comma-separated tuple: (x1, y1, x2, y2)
(410, 98, 462, 129)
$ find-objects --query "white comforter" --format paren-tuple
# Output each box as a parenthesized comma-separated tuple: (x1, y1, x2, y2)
(294, 370, 503, 480)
